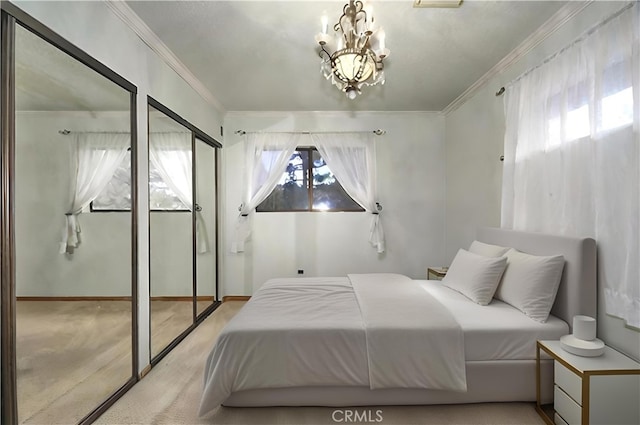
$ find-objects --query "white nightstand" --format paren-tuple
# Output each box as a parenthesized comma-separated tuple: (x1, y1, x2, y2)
(536, 340, 640, 425)
(427, 267, 448, 280)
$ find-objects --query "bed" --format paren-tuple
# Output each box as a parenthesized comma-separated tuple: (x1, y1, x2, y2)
(199, 227, 596, 415)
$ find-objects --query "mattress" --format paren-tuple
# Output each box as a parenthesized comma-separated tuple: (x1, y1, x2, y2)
(417, 279, 569, 361)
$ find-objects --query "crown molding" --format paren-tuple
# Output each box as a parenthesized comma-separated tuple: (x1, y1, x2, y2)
(442, 0, 593, 115)
(104, 0, 226, 113)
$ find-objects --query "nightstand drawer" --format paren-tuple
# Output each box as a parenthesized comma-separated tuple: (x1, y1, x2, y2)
(555, 360, 582, 404)
(555, 385, 581, 425)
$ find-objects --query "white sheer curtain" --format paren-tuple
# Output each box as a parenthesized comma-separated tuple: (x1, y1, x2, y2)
(60, 132, 130, 254)
(231, 132, 300, 253)
(311, 132, 384, 253)
(149, 132, 209, 253)
(502, 3, 639, 327)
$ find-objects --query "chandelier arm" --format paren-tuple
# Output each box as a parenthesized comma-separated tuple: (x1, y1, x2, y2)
(319, 43, 332, 60)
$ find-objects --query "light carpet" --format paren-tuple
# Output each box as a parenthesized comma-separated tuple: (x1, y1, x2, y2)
(97, 301, 544, 425)
(16, 299, 199, 424)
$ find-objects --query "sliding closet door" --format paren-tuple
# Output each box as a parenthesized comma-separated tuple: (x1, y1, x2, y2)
(10, 18, 137, 425)
(195, 139, 217, 317)
(147, 98, 221, 364)
(148, 105, 194, 360)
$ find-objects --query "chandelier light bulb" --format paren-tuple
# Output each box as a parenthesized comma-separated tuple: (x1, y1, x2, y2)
(321, 13, 329, 35)
(364, 3, 375, 31)
(377, 28, 386, 51)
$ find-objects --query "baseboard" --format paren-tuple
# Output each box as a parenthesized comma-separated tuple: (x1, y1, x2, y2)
(16, 296, 216, 301)
(222, 295, 251, 302)
(151, 296, 215, 302)
(16, 296, 132, 301)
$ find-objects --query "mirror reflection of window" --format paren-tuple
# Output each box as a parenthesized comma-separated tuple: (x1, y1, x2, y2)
(91, 150, 189, 211)
(14, 23, 134, 424)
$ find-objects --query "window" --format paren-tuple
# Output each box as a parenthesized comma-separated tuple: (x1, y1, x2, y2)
(547, 86, 633, 148)
(545, 62, 633, 150)
(90, 150, 132, 211)
(91, 151, 188, 211)
(256, 147, 363, 212)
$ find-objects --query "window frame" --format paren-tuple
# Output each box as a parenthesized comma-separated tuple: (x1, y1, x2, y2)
(256, 146, 364, 213)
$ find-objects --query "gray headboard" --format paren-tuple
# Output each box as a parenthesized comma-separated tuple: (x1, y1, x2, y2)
(477, 227, 596, 330)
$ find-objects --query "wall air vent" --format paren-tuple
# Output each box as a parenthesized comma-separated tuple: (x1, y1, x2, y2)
(413, 0, 463, 8)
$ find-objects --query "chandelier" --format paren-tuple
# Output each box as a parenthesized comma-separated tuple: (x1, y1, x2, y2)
(315, 1, 389, 99)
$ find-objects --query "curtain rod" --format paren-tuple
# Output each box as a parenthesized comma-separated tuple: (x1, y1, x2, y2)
(500, 1, 634, 94)
(234, 129, 386, 136)
(58, 129, 190, 135)
(58, 129, 131, 135)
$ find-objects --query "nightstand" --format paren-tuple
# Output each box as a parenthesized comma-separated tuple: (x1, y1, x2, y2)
(427, 267, 448, 280)
(536, 340, 640, 425)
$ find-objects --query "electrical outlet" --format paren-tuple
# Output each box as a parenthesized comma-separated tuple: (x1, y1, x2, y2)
(297, 269, 304, 275)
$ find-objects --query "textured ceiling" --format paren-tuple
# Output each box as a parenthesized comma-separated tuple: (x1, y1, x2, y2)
(126, 0, 568, 112)
(15, 23, 130, 112)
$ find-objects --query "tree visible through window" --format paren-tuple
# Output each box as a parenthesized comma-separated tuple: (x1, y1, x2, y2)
(256, 147, 363, 212)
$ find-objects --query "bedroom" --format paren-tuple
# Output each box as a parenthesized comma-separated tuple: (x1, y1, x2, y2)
(1, 1, 639, 424)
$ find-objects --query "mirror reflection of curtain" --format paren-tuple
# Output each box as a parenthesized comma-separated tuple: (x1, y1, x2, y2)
(59, 132, 129, 254)
(149, 133, 191, 208)
(149, 132, 208, 253)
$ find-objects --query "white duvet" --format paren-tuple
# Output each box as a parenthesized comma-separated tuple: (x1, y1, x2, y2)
(198, 273, 466, 416)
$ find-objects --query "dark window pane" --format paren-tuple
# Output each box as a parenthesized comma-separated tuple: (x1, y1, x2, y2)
(257, 150, 310, 211)
(257, 148, 364, 213)
(311, 150, 362, 211)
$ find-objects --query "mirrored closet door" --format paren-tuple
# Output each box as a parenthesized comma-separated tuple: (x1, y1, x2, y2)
(148, 99, 221, 365)
(195, 138, 217, 318)
(2, 7, 138, 424)
(148, 105, 194, 359)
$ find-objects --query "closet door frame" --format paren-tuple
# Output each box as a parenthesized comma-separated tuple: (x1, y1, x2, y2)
(147, 97, 221, 368)
(0, 4, 139, 424)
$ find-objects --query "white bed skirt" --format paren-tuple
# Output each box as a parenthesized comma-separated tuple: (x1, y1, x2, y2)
(223, 359, 553, 407)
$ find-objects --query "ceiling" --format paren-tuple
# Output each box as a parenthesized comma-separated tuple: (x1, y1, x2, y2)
(15, 22, 130, 112)
(125, 0, 569, 112)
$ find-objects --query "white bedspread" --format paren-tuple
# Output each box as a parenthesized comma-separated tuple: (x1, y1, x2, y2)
(350, 274, 466, 391)
(198, 274, 466, 416)
(418, 280, 569, 360)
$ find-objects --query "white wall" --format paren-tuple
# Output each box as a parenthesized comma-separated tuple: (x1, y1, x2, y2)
(14, 111, 213, 298)
(444, 1, 640, 361)
(222, 111, 445, 295)
(15, 111, 132, 296)
(9, 0, 224, 372)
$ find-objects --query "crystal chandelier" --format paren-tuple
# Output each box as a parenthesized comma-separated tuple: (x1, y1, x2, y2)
(315, 1, 389, 100)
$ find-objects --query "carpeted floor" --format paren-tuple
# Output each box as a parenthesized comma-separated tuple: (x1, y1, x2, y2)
(17, 300, 133, 425)
(16, 299, 199, 425)
(150, 300, 195, 358)
(96, 301, 546, 425)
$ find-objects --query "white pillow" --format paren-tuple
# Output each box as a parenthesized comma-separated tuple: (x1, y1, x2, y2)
(442, 249, 508, 305)
(468, 240, 510, 257)
(494, 248, 565, 323)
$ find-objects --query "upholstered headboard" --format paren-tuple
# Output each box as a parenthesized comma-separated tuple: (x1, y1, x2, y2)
(477, 227, 596, 330)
